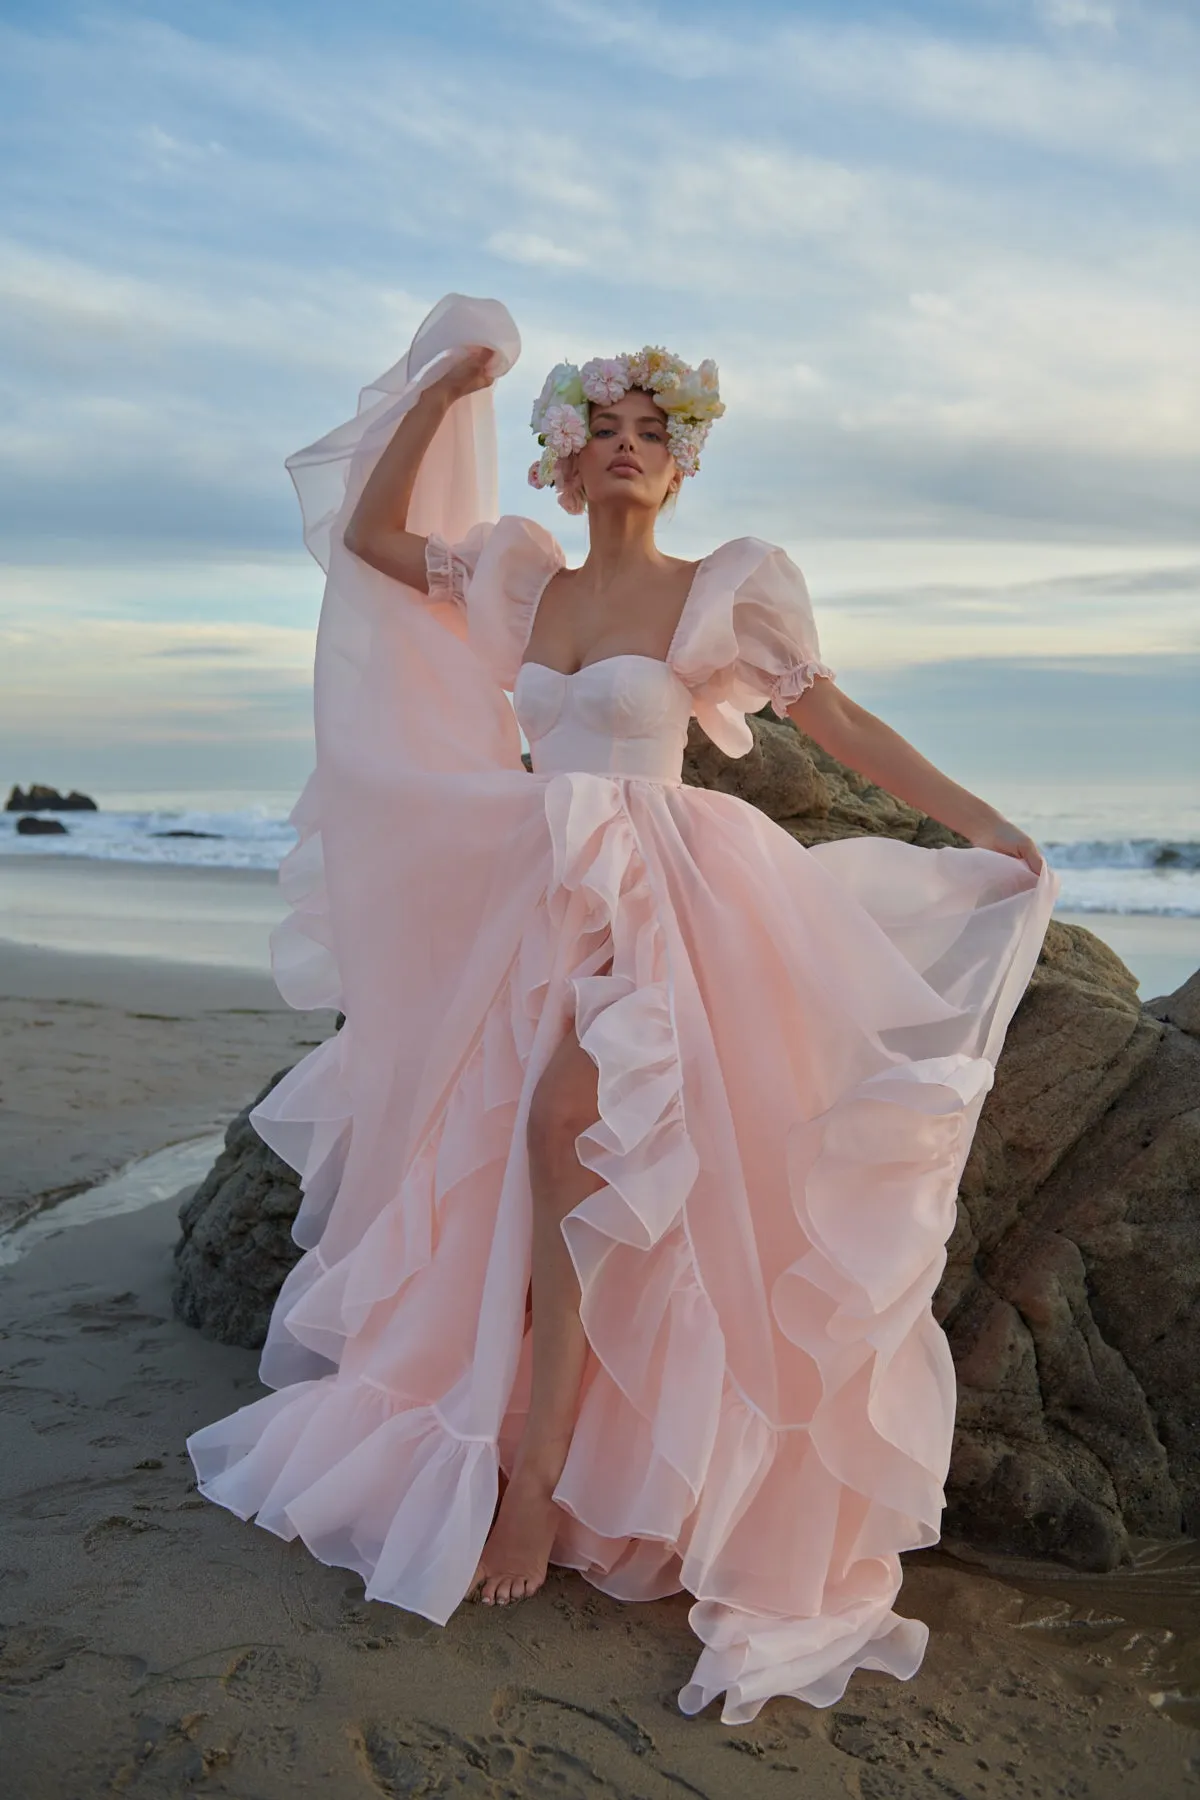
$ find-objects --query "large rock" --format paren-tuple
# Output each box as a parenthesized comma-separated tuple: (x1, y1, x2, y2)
(173, 1072, 312, 1349)
(174, 709, 1200, 1571)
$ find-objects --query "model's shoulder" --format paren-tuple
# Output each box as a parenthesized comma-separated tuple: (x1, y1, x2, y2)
(692, 536, 798, 591)
(701, 534, 797, 564)
(710, 534, 780, 554)
(492, 513, 567, 552)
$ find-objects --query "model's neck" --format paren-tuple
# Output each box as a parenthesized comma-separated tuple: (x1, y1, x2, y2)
(580, 508, 668, 581)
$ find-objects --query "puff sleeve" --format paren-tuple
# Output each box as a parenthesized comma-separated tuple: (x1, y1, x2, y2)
(423, 520, 497, 607)
(728, 547, 836, 719)
(673, 539, 836, 759)
(423, 513, 566, 689)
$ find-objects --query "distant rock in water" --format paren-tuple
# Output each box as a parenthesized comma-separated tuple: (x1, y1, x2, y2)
(174, 708, 1200, 1571)
(150, 830, 224, 840)
(6, 783, 98, 812)
(16, 815, 68, 835)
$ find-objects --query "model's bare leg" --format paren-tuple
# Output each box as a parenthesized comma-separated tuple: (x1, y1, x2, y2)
(468, 1009, 604, 1606)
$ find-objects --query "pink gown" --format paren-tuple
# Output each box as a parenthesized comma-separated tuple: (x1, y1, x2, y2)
(185, 294, 1060, 1725)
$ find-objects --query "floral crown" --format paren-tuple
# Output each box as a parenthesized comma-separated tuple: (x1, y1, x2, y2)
(527, 345, 725, 515)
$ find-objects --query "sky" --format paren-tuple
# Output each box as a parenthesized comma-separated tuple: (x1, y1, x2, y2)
(1, 0, 1197, 809)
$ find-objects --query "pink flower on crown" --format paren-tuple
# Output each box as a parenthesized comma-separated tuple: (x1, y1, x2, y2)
(542, 402, 588, 458)
(579, 357, 630, 405)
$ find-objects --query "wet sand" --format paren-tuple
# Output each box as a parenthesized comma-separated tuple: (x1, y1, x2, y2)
(1, 855, 283, 970)
(0, 937, 338, 1237)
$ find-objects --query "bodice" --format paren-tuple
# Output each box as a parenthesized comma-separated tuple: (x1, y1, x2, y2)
(512, 654, 693, 783)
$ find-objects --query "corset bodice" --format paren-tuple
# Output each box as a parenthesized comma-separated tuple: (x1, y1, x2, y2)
(513, 654, 693, 783)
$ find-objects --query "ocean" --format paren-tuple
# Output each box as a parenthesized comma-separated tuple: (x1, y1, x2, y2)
(3, 776, 1197, 922)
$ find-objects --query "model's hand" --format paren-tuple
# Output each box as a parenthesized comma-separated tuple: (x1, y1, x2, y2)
(969, 813, 1045, 875)
(437, 344, 501, 403)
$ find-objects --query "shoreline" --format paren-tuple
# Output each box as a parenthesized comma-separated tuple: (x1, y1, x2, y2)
(2, 852, 1198, 998)
(0, 937, 338, 1236)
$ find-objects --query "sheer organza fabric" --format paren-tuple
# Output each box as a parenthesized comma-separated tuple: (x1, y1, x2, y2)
(185, 293, 1059, 1725)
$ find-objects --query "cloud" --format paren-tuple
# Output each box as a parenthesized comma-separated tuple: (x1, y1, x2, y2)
(0, 0, 1195, 649)
(1036, 0, 1117, 31)
(534, 0, 1197, 165)
(486, 231, 590, 270)
(847, 650, 1200, 786)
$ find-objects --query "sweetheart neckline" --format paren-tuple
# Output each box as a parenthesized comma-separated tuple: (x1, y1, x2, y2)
(515, 546, 717, 685)
(515, 652, 682, 681)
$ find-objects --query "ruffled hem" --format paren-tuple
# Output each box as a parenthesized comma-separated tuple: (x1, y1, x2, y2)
(183, 768, 1062, 1726)
(187, 1374, 497, 1622)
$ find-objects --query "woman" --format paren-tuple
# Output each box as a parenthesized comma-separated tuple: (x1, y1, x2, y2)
(186, 293, 1059, 1726)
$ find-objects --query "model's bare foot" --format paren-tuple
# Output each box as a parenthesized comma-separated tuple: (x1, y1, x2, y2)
(467, 1458, 563, 1606)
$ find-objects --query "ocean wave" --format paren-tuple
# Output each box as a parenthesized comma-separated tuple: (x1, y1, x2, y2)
(3, 808, 1200, 917)
(1044, 838, 1200, 873)
(0, 805, 292, 871)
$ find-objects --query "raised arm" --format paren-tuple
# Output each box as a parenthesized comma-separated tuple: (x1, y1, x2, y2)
(341, 345, 498, 588)
(785, 678, 1045, 874)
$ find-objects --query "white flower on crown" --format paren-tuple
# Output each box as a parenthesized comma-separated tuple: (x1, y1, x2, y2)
(530, 362, 586, 431)
(528, 339, 726, 511)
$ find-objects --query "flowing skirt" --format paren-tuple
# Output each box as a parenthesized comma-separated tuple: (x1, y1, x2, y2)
(186, 761, 1058, 1724)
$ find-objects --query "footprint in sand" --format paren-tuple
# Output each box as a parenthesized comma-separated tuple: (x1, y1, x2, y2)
(354, 1716, 637, 1800)
(221, 1644, 322, 1707)
(83, 1514, 165, 1553)
(0, 1622, 89, 1692)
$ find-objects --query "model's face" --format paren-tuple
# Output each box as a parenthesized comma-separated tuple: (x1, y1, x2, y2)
(573, 387, 679, 512)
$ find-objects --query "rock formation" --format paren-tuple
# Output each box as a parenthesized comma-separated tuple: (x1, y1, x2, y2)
(173, 710, 1200, 1570)
(5, 783, 98, 811)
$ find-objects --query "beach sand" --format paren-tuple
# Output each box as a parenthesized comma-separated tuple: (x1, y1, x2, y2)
(3, 1185, 1199, 1798)
(2, 873, 1199, 1795)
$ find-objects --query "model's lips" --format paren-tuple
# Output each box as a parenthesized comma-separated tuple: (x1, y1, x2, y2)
(609, 459, 642, 474)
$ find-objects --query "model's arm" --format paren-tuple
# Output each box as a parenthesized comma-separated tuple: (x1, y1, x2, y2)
(341, 345, 497, 588)
(785, 677, 1045, 874)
